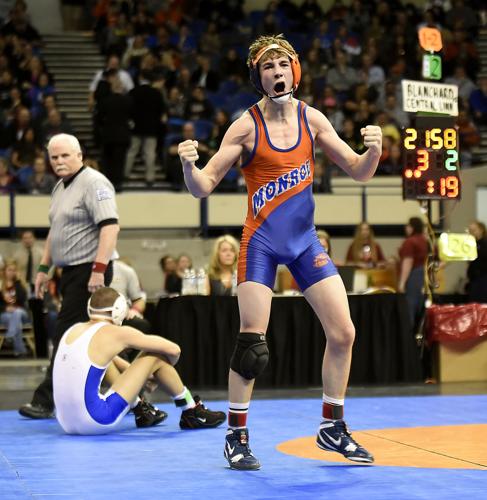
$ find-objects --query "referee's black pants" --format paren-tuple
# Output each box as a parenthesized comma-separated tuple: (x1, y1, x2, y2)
(31, 262, 113, 409)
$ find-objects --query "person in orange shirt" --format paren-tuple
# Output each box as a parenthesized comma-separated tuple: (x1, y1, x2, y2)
(178, 34, 382, 470)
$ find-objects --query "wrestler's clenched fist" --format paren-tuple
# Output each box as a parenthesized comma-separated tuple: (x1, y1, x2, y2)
(178, 140, 199, 168)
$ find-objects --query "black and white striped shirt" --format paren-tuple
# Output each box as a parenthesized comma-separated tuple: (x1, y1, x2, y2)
(49, 167, 119, 267)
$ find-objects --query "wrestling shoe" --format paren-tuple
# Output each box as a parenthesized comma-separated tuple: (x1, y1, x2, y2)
(224, 428, 261, 470)
(18, 403, 54, 419)
(316, 419, 374, 463)
(133, 400, 168, 428)
(179, 396, 226, 429)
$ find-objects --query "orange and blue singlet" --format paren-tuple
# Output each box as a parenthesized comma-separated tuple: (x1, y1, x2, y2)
(238, 101, 338, 291)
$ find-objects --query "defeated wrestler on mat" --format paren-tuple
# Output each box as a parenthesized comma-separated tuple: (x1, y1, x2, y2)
(52, 286, 225, 434)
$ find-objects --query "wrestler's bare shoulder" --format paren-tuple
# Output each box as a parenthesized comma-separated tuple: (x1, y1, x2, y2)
(224, 110, 255, 144)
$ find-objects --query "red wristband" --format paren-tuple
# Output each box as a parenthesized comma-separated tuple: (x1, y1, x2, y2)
(92, 261, 107, 274)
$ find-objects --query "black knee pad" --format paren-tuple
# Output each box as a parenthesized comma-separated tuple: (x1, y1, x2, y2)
(230, 332, 269, 380)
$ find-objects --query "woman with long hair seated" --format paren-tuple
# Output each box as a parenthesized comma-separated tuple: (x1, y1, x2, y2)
(207, 235, 239, 296)
(346, 222, 386, 268)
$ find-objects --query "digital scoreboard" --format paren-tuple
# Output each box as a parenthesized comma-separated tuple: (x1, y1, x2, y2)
(402, 117, 461, 200)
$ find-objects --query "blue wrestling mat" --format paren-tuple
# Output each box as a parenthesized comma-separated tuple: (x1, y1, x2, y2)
(1, 395, 486, 499)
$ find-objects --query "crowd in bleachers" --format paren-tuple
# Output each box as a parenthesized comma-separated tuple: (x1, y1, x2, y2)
(1, 0, 487, 194)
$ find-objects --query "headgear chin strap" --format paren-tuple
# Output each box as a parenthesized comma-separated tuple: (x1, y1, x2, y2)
(87, 292, 128, 326)
(269, 92, 293, 105)
(249, 43, 301, 96)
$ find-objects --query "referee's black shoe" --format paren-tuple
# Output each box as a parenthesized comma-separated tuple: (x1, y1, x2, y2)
(133, 400, 168, 428)
(18, 403, 54, 419)
(179, 396, 226, 429)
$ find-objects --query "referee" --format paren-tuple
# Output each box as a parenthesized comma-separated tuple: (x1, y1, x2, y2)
(19, 133, 120, 419)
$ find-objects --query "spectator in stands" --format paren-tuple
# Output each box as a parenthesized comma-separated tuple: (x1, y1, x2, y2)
(10, 127, 40, 184)
(456, 109, 480, 167)
(345, 0, 370, 39)
(175, 65, 193, 100)
(198, 21, 221, 57)
(0, 157, 14, 194)
(346, 222, 386, 269)
(1, 4, 41, 45)
(0, 69, 16, 112)
(166, 86, 186, 120)
(256, 10, 280, 37)
(88, 54, 134, 112)
(343, 82, 377, 117)
(184, 86, 214, 121)
(125, 69, 166, 185)
(25, 155, 55, 194)
(297, 73, 315, 106)
(209, 109, 231, 155)
(326, 50, 358, 102)
(190, 54, 219, 93)
(207, 235, 239, 296)
(443, 29, 479, 79)
(162, 253, 193, 296)
(445, 0, 477, 33)
(313, 154, 332, 193)
(19, 56, 51, 91)
(375, 111, 400, 143)
(317, 229, 332, 256)
(339, 117, 365, 156)
(28, 72, 55, 116)
(0, 259, 29, 357)
(301, 45, 328, 86)
(4, 106, 33, 147)
(151, 25, 177, 55)
(39, 108, 74, 148)
(445, 65, 476, 107)
(177, 253, 193, 277)
(398, 217, 429, 329)
(334, 22, 362, 64)
(12, 229, 42, 295)
(298, 0, 323, 31)
(131, 8, 155, 37)
(469, 77, 487, 125)
(32, 94, 61, 129)
(171, 23, 197, 56)
(167, 121, 210, 190)
(322, 96, 344, 135)
(98, 75, 132, 191)
(466, 220, 487, 303)
(159, 254, 179, 295)
(121, 34, 150, 77)
(354, 99, 376, 132)
(377, 142, 402, 175)
(104, 11, 131, 57)
(383, 94, 409, 128)
(220, 48, 247, 85)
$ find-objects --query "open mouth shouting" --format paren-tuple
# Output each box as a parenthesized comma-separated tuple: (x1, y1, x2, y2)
(273, 81, 286, 94)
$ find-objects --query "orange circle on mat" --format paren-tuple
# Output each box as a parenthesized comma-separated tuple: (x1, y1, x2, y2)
(277, 424, 487, 470)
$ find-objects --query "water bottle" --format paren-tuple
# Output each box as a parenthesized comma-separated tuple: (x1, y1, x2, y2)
(231, 270, 238, 296)
(196, 268, 207, 295)
(181, 269, 191, 295)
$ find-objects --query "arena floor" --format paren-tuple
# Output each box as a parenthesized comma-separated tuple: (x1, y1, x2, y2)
(1, 360, 486, 499)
